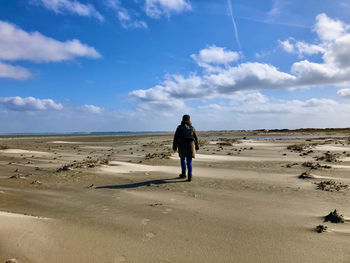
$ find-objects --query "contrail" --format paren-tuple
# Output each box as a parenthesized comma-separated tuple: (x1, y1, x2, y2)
(227, 0, 241, 51)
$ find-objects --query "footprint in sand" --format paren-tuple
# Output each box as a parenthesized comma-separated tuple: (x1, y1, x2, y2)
(141, 218, 150, 225)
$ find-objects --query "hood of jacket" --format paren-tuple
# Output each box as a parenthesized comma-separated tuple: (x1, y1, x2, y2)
(181, 120, 192, 126)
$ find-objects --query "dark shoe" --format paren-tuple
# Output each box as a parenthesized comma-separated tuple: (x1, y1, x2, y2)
(187, 175, 192, 182)
(179, 174, 186, 179)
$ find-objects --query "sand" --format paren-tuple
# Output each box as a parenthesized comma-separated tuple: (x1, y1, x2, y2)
(0, 149, 51, 155)
(49, 141, 81, 144)
(1, 131, 350, 262)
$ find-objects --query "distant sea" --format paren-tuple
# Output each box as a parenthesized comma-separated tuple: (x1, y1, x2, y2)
(0, 131, 165, 138)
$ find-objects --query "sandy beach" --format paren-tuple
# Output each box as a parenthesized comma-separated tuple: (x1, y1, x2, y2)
(1, 130, 350, 262)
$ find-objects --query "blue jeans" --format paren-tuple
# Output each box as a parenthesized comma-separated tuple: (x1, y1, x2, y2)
(181, 157, 192, 176)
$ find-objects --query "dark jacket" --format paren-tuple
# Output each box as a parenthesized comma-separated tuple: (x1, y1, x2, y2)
(172, 120, 199, 158)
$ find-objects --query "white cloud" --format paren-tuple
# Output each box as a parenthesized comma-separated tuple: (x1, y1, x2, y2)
(106, 0, 148, 29)
(277, 14, 350, 88)
(130, 61, 297, 108)
(117, 9, 130, 21)
(279, 38, 325, 57)
(191, 45, 239, 71)
(337, 88, 350, 98)
(130, 12, 350, 113)
(300, 98, 338, 107)
(279, 38, 295, 53)
(137, 99, 186, 112)
(0, 62, 32, 80)
(268, 0, 284, 16)
(0, 21, 101, 62)
(291, 60, 347, 86)
(209, 62, 296, 93)
(294, 41, 325, 57)
(199, 98, 340, 116)
(0, 20, 101, 79)
(323, 34, 350, 67)
(131, 74, 205, 101)
(40, 0, 104, 21)
(199, 103, 226, 111)
(279, 13, 350, 59)
(0, 96, 63, 111)
(1, 95, 350, 133)
(229, 91, 269, 105)
(313, 13, 348, 42)
(145, 0, 191, 18)
(120, 19, 148, 29)
(81, 104, 103, 113)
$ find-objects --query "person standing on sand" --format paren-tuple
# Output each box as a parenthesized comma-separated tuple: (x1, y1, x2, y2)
(172, 114, 199, 182)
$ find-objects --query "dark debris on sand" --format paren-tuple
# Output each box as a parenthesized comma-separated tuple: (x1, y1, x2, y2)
(287, 144, 310, 152)
(316, 180, 349, 192)
(315, 152, 340, 162)
(298, 171, 313, 179)
(56, 158, 110, 172)
(145, 151, 172, 160)
(302, 162, 331, 170)
(324, 209, 345, 223)
(315, 224, 328, 233)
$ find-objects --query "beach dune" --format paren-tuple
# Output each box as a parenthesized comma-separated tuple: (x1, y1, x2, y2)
(1, 131, 350, 262)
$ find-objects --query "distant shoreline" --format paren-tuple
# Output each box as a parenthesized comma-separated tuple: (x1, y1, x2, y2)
(1, 127, 350, 138)
(0, 131, 168, 138)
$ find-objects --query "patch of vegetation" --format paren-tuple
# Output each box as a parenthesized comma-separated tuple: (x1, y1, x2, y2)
(316, 180, 349, 192)
(324, 209, 345, 223)
(315, 224, 328, 233)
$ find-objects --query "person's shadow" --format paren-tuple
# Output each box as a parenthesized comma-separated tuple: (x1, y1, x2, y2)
(95, 177, 186, 190)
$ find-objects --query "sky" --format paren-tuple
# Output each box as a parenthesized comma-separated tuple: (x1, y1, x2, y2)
(1, 0, 350, 132)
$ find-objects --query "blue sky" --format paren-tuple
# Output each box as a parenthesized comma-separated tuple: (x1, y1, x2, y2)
(1, 0, 350, 132)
